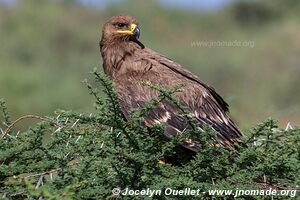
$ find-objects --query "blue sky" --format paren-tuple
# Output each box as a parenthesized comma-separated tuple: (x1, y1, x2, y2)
(79, 0, 233, 11)
(0, 0, 233, 11)
(158, 0, 233, 11)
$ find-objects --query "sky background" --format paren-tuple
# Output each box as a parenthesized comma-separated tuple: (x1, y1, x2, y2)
(0, 0, 234, 11)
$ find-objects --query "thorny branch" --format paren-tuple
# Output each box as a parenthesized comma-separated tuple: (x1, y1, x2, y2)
(1, 115, 67, 138)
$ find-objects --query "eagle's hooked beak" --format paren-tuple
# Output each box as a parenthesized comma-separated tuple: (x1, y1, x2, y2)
(116, 24, 140, 38)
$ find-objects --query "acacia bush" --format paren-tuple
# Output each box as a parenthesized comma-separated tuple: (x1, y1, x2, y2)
(0, 70, 299, 199)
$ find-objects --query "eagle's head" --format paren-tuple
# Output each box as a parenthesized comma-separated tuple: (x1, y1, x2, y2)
(101, 15, 140, 43)
(100, 15, 144, 78)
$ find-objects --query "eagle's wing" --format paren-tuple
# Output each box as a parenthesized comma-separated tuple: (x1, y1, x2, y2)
(159, 55, 242, 142)
(116, 48, 242, 151)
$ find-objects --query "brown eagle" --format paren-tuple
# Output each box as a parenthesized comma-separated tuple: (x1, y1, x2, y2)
(100, 15, 242, 152)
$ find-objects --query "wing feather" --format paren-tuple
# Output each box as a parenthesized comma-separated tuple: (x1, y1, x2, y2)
(116, 48, 242, 151)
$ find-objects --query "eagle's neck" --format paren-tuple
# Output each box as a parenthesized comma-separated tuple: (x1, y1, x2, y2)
(100, 39, 143, 79)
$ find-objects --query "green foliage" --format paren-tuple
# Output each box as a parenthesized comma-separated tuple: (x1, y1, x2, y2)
(0, 99, 12, 126)
(0, 71, 299, 199)
(229, 0, 300, 26)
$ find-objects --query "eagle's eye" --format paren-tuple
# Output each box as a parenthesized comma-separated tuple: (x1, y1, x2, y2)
(115, 22, 126, 28)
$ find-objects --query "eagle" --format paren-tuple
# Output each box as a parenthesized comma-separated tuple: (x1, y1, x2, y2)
(100, 15, 242, 152)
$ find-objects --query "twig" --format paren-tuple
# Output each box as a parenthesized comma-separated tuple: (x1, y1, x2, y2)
(2, 115, 67, 138)
(19, 161, 79, 179)
(10, 191, 25, 197)
(22, 169, 61, 179)
(35, 176, 45, 189)
(2, 193, 7, 198)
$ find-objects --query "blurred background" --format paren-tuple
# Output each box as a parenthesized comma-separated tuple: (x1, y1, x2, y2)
(0, 0, 299, 131)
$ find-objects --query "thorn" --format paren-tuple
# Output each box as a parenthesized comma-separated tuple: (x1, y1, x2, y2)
(75, 135, 81, 143)
(116, 132, 121, 137)
(64, 152, 70, 159)
(100, 141, 104, 148)
(66, 135, 72, 147)
(65, 118, 69, 124)
(16, 131, 20, 138)
(180, 127, 187, 134)
(89, 113, 92, 118)
(71, 119, 80, 128)
(56, 115, 60, 122)
(253, 137, 257, 146)
(285, 122, 293, 131)
(0, 128, 3, 135)
(196, 126, 204, 132)
(110, 127, 113, 133)
(54, 127, 62, 133)
(50, 173, 53, 180)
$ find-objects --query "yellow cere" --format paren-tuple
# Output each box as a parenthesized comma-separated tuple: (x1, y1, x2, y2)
(116, 23, 137, 35)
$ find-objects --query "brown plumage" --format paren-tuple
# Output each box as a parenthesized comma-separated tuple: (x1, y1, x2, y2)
(100, 15, 242, 152)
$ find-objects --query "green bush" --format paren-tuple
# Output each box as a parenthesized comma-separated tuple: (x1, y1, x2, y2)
(0, 70, 299, 199)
